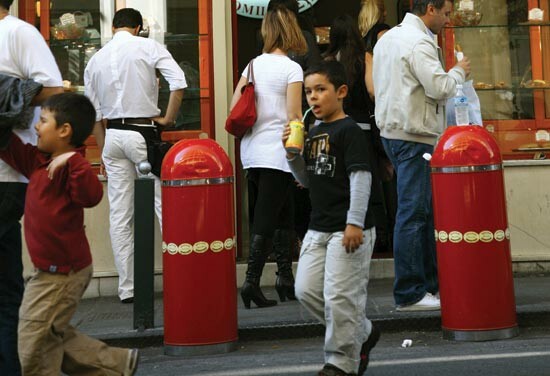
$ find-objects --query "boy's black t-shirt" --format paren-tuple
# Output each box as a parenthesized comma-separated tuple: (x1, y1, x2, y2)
(304, 117, 375, 233)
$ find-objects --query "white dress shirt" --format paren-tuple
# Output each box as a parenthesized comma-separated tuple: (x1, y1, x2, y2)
(0, 15, 63, 183)
(84, 31, 187, 122)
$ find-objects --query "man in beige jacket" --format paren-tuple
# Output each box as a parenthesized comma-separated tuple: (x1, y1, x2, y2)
(373, 0, 470, 311)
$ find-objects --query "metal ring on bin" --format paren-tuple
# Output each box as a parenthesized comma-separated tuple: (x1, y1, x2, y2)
(431, 164, 502, 174)
(162, 176, 234, 186)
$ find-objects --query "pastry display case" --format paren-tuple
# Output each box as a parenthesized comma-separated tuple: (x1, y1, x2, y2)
(442, 0, 550, 160)
(17, 0, 215, 167)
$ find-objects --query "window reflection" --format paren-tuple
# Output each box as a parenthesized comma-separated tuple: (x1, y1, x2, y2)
(161, 0, 201, 130)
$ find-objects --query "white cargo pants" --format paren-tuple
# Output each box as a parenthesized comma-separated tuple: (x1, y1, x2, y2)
(102, 129, 162, 300)
(295, 227, 375, 374)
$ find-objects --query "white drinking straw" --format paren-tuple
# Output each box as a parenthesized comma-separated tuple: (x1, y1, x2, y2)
(302, 106, 314, 122)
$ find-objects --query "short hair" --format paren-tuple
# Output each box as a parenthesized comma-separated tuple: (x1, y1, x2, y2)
(412, 0, 451, 16)
(261, 4, 307, 55)
(0, 0, 14, 10)
(112, 8, 143, 31)
(42, 93, 96, 147)
(304, 61, 348, 91)
(267, 0, 299, 16)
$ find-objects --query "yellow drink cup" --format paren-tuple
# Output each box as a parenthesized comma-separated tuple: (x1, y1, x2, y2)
(285, 120, 305, 154)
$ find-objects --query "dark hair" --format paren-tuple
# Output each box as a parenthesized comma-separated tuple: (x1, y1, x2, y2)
(267, 0, 299, 16)
(412, 0, 450, 16)
(323, 15, 365, 91)
(0, 0, 13, 10)
(304, 61, 348, 91)
(112, 8, 143, 31)
(42, 93, 96, 147)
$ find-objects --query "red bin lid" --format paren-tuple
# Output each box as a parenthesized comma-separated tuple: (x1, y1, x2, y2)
(161, 139, 233, 181)
(431, 125, 502, 168)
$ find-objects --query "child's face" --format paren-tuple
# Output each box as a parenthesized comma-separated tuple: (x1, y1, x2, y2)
(304, 73, 347, 123)
(34, 109, 68, 155)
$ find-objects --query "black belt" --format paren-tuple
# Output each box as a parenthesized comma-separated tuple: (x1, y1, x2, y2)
(107, 118, 155, 126)
(106, 120, 160, 142)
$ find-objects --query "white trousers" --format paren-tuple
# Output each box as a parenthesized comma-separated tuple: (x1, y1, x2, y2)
(102, 129, 162, 300)
(295, 227, 375, 374)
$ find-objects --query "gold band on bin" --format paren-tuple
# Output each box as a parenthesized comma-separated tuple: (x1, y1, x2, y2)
(434, 229, 510, 244)
(162, 237, 236, 255)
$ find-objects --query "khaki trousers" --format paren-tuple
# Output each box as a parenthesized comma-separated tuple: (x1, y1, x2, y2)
(295, 228, 375, 374)
(18, 265, 129, 376)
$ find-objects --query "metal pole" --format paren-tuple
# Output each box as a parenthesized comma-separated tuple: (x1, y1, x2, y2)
(133, 161, 155, 331)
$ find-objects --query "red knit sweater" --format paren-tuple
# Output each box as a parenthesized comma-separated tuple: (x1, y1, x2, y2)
(0, 134, 103, 273)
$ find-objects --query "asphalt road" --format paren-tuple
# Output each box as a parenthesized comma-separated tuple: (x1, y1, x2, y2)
(133, 327, 550, 376)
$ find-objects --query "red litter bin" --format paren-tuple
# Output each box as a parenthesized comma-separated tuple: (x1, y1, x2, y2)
(431, 125, 518, 341)
(161, 138, 237, 355)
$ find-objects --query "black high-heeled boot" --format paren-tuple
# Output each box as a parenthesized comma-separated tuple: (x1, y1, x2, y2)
(274, 229, 296, 302)
(241, 234, 277, 309)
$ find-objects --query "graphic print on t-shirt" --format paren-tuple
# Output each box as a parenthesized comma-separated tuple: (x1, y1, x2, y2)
(306, 133, 336, 178)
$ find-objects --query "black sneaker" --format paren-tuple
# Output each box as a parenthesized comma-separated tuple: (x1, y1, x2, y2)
(358, 325, 381, 375)
(318, 363, 352, 376)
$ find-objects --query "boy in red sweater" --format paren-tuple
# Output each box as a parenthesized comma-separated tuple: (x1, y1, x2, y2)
(0, 93, 139, 375)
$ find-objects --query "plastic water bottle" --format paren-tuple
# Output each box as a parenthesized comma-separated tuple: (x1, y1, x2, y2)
(454, 84, 469, 126)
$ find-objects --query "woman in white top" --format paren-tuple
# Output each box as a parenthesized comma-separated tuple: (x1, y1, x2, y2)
(229, 4, 306, 309)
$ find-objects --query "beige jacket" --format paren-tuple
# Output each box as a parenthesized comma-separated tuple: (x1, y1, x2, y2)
(373, 13, 466, 145)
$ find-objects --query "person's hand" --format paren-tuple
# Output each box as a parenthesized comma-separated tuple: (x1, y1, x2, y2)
(152, 116, 176, 127)
(342, 224, 363, 253)
(456, 55, 471, 78)
(99, 160, 107, 178)
(47, 151, 76, 179)
(282, 124, 293, 159)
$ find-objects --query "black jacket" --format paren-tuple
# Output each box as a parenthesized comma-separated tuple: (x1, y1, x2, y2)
(0, 73, 43, 149)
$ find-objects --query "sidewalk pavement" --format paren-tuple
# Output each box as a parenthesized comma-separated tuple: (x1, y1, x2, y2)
(72, 275, 550, 348)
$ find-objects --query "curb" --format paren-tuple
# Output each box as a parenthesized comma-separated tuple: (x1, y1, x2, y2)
(100, 308, 550, 349)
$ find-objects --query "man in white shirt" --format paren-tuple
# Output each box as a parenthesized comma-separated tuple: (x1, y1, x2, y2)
(0, 1, 63, 374)
(85, 8, 186, 303)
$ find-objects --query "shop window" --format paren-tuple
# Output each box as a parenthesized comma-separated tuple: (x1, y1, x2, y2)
(442, 0, 550, 160)
(17, 0, 215, 166)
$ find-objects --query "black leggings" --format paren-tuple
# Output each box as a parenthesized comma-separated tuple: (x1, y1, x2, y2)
(247, 168, 294, 237)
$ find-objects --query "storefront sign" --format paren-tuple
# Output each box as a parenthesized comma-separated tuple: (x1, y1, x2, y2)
(236, 0, 319, 19)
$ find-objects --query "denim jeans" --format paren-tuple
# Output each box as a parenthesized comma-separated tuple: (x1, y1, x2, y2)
(0, 182, 26, 376)
(381, 138, 438, 306)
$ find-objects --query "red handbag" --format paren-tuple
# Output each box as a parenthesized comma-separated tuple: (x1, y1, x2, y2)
(225, 59, 257, 138)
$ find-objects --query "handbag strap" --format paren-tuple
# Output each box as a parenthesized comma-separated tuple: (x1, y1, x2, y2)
(247, 59, 255, 84)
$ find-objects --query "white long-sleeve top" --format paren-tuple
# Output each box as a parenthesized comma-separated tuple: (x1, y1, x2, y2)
(84, 31, 187, 122)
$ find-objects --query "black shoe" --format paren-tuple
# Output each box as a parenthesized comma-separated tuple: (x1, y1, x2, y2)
(318, 363, 352, 376)
(241, 234, 278, 309)
(358, 325, 381, 375)
(121, 297, 134, 304)
(275, 272, 296, 302)
(240, 280, 277, 309)
(273, 229, 296, 302)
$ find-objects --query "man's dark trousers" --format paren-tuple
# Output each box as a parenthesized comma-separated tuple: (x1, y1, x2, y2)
(0, 182, 26, 376)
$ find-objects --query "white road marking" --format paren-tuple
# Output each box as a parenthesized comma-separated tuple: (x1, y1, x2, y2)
(371, 351, 550, 366)
(193, 351, 550, 376)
